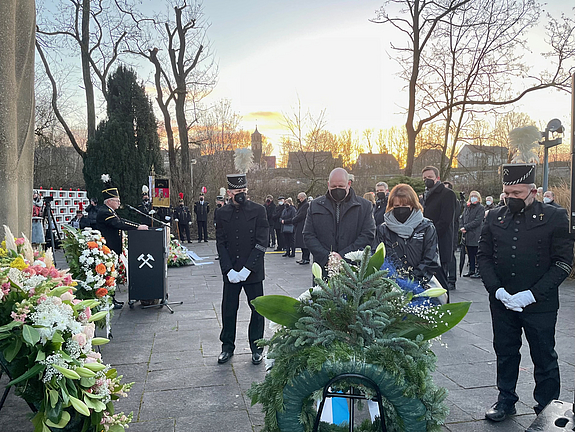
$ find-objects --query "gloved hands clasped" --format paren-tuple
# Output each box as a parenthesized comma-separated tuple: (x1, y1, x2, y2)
(227, 267, 251, 284)
(495, 288, 536, 312)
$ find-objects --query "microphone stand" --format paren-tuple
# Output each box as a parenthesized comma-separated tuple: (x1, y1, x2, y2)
(125, 205, 170, 228)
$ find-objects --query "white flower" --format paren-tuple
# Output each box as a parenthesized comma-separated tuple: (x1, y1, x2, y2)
(344, 250, 364, 262)
(101, 174, 110, 183)
(297, 286, 322, 301)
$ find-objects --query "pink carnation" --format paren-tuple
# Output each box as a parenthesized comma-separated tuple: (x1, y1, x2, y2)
(15, 238, 25, 246)
(72, 333, 87, 347)
(37, 294, 48, 304)
(60, 291, 74, 302)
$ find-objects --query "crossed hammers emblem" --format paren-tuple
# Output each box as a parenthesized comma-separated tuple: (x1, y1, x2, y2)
(137, 253, 155, 269)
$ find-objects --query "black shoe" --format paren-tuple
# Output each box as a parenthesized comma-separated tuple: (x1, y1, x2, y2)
(470, 273, 481, 279)
(274, 248, 282, 251)
(485, 402, 516, 422)
(218, 351, 233, 364)
(299, 260, 310, 265)
(215, 256, 219, 260)
(296, 260, 302, 263)
(188, 241, 192, 244)
(282, 253, 289, 257)
(113, 300, 124, 310)
(251, 352, 263, 365)
(204, 240, 208, 242)
(198, 240, 202, 243)
(463, 272, 475, 277)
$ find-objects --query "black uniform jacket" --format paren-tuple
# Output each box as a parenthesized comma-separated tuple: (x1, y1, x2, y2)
(477, 200, 574, 313)
(216, 200, 269, 284)
(96, 205, 140, 255)
(194, 201, 210, 222)
(375, 216, 440, 283)
(303, 188, 376, 268)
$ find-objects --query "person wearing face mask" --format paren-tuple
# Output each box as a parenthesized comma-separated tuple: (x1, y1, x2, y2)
(478, 163, 574, 422)
(173, 194, 192, 243)
(303, 168, 375, 275)
(460, 191, 485, 278)
(421, 166, 457, 286)
(137, 192, 153, 226)
(194, 193, 210, 242)
(215, 174, 269, 366)
(264, 195, 276, 248)
(543, 190, 561, 208)
(373, 181, 389, 226)
(375, 184, 440, 286)
(273, 196, 286, 252)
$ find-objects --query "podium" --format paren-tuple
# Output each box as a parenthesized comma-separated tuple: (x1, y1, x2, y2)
(127, 228, 182, 313)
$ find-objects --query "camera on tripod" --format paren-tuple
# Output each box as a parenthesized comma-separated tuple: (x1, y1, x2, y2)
(43, 196, 53, 203)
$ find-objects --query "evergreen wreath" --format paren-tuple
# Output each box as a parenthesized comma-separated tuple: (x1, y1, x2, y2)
(248, 245, 470, 432)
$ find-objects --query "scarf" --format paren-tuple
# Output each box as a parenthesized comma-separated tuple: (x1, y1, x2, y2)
(384, 209, 423, 239)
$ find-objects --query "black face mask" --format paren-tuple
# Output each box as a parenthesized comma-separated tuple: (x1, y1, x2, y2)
(179, 203, 184, 207)
(234, 192, 246, 205)
(217, 203, 222, 208)
(329, 188, 347, 202)
(505, 196, 526, 214)
(424, 179, 436, 190)
(143, 199, 149, 203)
(376, 192, 386, 200)
(393, 207, 412, 223)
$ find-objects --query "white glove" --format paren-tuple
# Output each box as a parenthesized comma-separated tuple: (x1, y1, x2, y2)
(188, 221, 192, 225)
(510, 290, 536, 308)
(174, 218, 179, 222)
(149, 210, 156, 215)
(495, 288, 523, 312)
(227, 269, 241, 284)
(165, 216, 171, 221)
(237, 267, 251, 282)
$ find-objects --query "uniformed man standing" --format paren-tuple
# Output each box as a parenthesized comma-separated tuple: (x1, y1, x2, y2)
(215, 174, 268, 365)
(194, 193, 210, 242)
(96, 187, 148, 308)
(478, 163, 574, 422)
(173, 194, 192, 243)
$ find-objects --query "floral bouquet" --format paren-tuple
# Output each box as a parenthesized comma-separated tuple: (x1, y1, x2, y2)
(62, 227, 118, 325)
(248, 244, 471, 432)
(0, 227, 132, 432)
(168, 237, 192, 267)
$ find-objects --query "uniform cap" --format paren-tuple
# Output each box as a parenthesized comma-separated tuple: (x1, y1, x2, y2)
(227, 174, 247, 190)
(502, 163, 536, 185)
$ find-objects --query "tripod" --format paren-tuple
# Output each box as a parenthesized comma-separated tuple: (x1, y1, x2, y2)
(42, 197, 62, 266)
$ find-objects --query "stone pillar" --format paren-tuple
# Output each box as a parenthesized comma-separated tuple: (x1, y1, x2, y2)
(0, 1, 35, 237)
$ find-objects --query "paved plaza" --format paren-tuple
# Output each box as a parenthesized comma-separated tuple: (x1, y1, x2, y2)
(1, 241, 574, 431)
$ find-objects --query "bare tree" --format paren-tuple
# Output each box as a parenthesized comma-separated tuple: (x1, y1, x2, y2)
(372, 0, 575, 177)
(127, 1, 217, 204)
(36, 0, 137, 157)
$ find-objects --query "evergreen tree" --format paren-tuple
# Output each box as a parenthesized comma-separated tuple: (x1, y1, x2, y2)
(83, 65, 163, 206)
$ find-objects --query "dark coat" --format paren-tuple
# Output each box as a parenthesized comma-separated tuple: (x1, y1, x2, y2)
(373, 197, 387, 226)
(459, 202, 485, 247)
(273, 203, 285, 229)
(173, 205, 192, 225)
(303, 188, 376, 267)
(82, 204, 99, 229)
(283, 199, 309, 249)
(375, 216, 440, 283)
(96, 205, 140, 255)
(215, 200, 269, 284)
(194, 200, 210, 222)
(423, 182, 457, 264)
(477, 200, 574, 313)
(280, 205, 296, 232)
(265, 201, 276, 223)
(137, 200, 153, 225)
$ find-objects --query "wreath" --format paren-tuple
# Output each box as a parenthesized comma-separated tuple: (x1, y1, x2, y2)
(248, 245, 471, 432)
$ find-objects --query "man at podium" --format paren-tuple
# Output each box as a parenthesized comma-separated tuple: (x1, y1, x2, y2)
(97, 186, 148, 308)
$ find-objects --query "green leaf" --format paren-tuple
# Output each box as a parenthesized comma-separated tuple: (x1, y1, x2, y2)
(69, 395, 90, 416)
(251, 295, 303, 328)
(83, 362, 106, 372)
(0, 321, 23, 332)
(75, 367, 96, 378)
(36, 350, 46, 362)
(51, 331, 64, 344)
(22, 324, 41, 345)
(84, 394, 106, 412)
(91, 337, 110, 346)
(3, 338, 22, 362)
(108, 425, 125, 432)
(53, 364, 81, 380)
(49, 389, 59, 408)
(7, 363, 45, 387)
(46, 397, 63, 423)
(45, 410, 70, 428)
(88, 310, 108, 322)
(365, 242, 386, 277)
(397, 301, 472, 341)
(48, 286, 76, 297)
(80, 377, 96, 388)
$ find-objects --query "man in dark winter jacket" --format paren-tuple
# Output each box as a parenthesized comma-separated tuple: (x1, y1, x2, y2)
(282, 192, 310, 264)
(303, 168, 376, 272)
(264, 195, 276, 248)
(273, 196, 286, 251)
(422, 166, 457, 280)
(373, 181, 389, 226)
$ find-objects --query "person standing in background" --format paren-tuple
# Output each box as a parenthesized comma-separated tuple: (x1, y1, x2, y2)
(194, 193, 210, 242)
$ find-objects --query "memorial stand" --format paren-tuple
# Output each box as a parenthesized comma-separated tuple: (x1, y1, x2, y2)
(127, 228, 182, 313)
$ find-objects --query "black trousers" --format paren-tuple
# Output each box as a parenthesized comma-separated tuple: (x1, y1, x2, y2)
(446, 250, 457, 287)
(490, 303, 559, 411)
(197, 220, 208, 241)
(178, 224, 190, 242)
(275, 229, 284, 250)
(220, 281, 264, 354)
(268, 225, 276, 247)
(283, 233, 295, 256)
(466, 245, 478, 273)
(301, 247, 310, 261)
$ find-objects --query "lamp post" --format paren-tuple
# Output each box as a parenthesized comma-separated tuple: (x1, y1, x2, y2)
(539, 119, 564, 192)
(190, 159, 197, 200)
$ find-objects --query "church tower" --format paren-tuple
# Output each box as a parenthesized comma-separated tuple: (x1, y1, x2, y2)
(251, 126, 262, 166)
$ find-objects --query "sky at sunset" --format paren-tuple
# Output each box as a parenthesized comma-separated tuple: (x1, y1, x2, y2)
(185, 0, 572, 152)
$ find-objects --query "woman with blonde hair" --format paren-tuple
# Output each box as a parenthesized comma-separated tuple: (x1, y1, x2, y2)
(363, 192, 376, 207)
(375, 184, 440, 284)
(460, 190, 484, 278)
